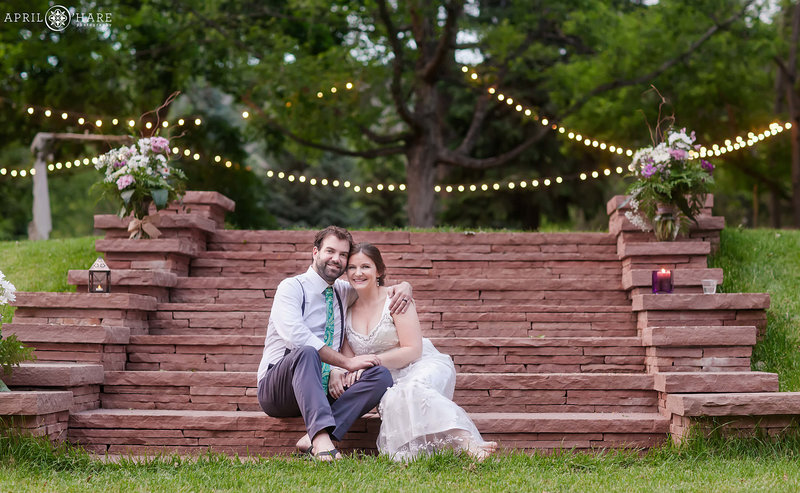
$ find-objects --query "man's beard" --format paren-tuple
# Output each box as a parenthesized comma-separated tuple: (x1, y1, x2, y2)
(315, 258, 344, 283)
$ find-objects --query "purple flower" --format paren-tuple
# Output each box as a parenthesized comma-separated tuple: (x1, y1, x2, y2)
(116, 174, 135, 190)
(668, 148, 688, 160)
(641, 164, 657, 178)
(150, 137, 169, 153)
(114, 160, 126, 169)
(701, 159, 714, 174)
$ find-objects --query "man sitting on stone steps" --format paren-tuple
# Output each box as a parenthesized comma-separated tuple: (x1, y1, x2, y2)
(256, 225, 413, 461)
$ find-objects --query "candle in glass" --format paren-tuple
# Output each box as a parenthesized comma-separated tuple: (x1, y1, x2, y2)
(651, 268, 673, 294)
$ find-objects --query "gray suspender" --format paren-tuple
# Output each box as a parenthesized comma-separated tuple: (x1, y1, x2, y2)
(296, 277, 345, 349)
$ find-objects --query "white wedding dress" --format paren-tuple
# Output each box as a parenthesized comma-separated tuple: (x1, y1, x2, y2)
(346, 297, 489, 461)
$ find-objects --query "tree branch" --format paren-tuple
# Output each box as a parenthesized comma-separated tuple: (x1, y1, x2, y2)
(376, 0, 420, 129)
(563, 0, 755, 116)
(420, 1, 463, 82)
(454, 93, 492, 154)
(774, 55, 795, 85)
(241, 95, 405, 159)
(438, 125, 550, 169)
(358, 124, 412, 145)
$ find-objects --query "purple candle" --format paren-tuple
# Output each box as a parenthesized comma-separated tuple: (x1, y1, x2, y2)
(652, 268, 673, 294)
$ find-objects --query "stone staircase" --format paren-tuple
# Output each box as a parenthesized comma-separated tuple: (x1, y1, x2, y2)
(3, 191, 798, 456)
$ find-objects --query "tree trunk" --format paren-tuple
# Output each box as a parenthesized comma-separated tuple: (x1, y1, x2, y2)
(405, 141, 438, 227)
(769, 184, 782, 228)
(787, 0, 800, 227)
(790, 95, 800, 227)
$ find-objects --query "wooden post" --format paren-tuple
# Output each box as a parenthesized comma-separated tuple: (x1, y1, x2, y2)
(29, 134, 53, 240)
(27, 133, 133, 240)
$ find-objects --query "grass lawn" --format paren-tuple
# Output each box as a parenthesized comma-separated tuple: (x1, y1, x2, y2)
(709, 228, 800, 391)
(0, 236, 99, 324)
(0, 434, 799, 492)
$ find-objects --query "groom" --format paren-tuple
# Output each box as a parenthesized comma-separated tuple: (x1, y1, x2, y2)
(256, 225, 412, 460)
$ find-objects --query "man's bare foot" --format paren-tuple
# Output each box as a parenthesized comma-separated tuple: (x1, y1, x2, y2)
(309, 431, 340, 461)
(466, 440, 498, 461)
(295, 434, 312, 454)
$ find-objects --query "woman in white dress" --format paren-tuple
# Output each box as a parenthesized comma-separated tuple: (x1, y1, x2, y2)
(335, 242, 498, 461)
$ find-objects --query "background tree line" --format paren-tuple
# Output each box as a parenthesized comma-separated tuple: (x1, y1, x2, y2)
(0, 0, 797, 238)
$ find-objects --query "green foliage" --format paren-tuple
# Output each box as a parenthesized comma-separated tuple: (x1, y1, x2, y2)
(0, 0, 794, 233)
(0, 334, 35, 383)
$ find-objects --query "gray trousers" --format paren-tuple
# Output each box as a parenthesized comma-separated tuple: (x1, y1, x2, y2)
(257, 345, 393, 442)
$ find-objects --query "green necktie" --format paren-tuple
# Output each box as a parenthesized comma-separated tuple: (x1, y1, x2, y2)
(320, 286, 335, 393)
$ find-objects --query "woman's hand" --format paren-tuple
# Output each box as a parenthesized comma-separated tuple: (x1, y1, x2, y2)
(328, 368, 348, 399)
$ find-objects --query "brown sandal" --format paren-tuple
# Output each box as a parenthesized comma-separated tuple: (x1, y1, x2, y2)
(312, 448, 342, 461)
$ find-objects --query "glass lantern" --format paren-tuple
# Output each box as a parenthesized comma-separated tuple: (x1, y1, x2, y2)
(88, 257, 111, 293)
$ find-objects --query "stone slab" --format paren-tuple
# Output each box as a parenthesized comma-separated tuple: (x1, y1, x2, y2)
(68, 269, 178, 288)
(95, 239, 197, 256)
(632, 293, 770, 311)
(642, 326, 756, 347)
(4, 363, 104, 387)
(94, 213, 217, 234)
(182, 191, 236, 211)
(11, 292, 158, 311)
(666, 392, 800, 416)
(0, 391, 73, 415)
(622, 269, 723, 290)
(607, 195, 714, 215)
(472, 412, 669, 434)
(4, 324, 131, 344)
(619, 242, 711, 259)
(654, 372, 779, 393)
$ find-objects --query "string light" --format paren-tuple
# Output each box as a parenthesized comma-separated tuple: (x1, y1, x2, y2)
(20, 103, 203, 131)
(4, 143, 636, 198)
(461, 65, 792, 160)
(17, 88, 791, 163)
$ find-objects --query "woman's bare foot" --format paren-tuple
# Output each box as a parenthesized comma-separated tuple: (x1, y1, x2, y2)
(466, 440, 498, 461)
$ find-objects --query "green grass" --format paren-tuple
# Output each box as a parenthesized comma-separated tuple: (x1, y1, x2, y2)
(709, 228, 800, 391)
(0, 236, 99, 325)
(1, 433, 799, 492)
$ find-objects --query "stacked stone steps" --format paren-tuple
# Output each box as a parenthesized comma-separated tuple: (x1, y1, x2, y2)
(197, 231, 622, 280)
(98, 371, 660, 414)
(167, 276, 630, 305)
(67, 408, 670, 456)
(150, 300, 635, 337)
(122, 335, 647, 374)
(4, 362, 104, 413)
(6, 191, 793, 455)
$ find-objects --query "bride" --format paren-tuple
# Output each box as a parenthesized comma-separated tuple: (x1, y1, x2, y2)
(336, 242, 498, 461)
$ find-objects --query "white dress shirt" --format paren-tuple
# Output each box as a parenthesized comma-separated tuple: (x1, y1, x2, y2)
(257, 266, 356, 384)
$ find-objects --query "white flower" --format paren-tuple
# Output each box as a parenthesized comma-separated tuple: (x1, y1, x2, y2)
(0, 271, 16, 306)
(667, 128, 695, 150)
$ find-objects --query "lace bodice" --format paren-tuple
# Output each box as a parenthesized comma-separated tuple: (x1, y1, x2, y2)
(346, 297, 400, 355)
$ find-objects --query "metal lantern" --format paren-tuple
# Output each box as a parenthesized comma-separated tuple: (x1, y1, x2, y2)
(88, 257, 111, 293)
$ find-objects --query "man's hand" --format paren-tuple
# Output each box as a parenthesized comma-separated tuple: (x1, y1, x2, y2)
(345, 354, 381, 372)
(387, 281, 413, 314)
(328, 368, 348, 399)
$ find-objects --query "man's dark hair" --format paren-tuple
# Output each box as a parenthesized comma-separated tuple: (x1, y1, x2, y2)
(313, 225, 353, 251)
